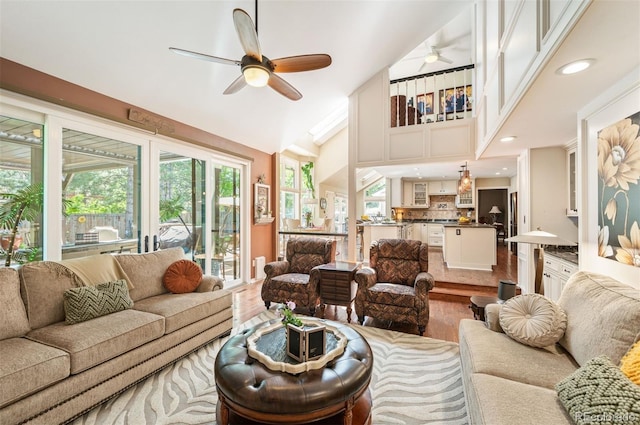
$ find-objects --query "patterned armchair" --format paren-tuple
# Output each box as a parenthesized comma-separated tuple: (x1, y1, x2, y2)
(354, 239, 434, 335)
(262, 237, 336, 316)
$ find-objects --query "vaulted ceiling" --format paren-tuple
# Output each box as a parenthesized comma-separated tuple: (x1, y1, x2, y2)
(0, 0, 472, 155)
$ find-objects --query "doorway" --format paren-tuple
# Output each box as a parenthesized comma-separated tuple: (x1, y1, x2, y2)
(477, 189, 508, 226)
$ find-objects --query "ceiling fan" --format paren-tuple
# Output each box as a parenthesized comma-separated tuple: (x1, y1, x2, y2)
(169, 4, 331, 101)
(418, 45, 453, 73)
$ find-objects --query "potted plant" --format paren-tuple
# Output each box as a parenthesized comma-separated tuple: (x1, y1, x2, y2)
(0, 183, 45, 266)
(301, 162, 315, 199)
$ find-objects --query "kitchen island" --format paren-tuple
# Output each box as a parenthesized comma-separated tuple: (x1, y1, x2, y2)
(443, 224, 496, 271)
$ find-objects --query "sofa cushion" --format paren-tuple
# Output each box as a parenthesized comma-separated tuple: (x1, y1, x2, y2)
(19, 261, 84, 329)
(556, 355, 640, 425)
(0, 267, 30, 340)
(558, 271, 640, 366)
(499, 294, 567, 348)
(621, 341, 640, 385)
(63, 279, 134, 324)
(459, 319, 578, 389)
(466, 373, 573, 425)
(163, 259, 203, 294)
(133, 289, 233, 334)
(114, 247, 185, 302)
(26, 309, 164, 374)
(0, 337, 70, 408)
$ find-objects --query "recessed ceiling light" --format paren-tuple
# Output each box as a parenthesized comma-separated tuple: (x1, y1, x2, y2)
(495, 172, 501, 175)
(557, 59, 595, 75)
(500, 136, 516, 143)
(502, 167, 508, 171)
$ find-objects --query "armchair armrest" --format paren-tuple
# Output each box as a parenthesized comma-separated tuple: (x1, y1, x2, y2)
(264, 260, 290, 278)
(484, 303, 504, 333)
(414, 271, 435, 294)
(196, 275, 224, 292)
(354, 267, 377, 290)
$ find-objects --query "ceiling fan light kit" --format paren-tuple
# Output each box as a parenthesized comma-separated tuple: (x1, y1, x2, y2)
(169, 5, 331, 101)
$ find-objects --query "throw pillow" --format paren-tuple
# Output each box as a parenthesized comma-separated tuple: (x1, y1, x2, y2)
(64, 279, 134, 325)
(499, 293, 567, 348)
(556, 355, 640, 425)
(163, 259, 203, 294)
(620, 341, 640, 385)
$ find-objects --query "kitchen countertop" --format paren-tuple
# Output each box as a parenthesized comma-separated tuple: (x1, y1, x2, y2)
(443, 223, 495, 228)
(358, 222, 409, 226)
(545, 249, 579, 265)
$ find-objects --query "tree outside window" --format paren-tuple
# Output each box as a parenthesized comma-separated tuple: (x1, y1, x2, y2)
(364, 179, 386, 218)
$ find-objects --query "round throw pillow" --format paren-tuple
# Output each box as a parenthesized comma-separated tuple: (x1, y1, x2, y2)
(499, 294, 567, 348)
(163, 260, 203, 294)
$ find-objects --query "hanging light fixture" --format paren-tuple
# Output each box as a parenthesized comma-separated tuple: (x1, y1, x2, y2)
(458, 162, 472, 193)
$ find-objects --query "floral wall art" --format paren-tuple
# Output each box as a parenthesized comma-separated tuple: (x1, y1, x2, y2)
(597, 111, 640, 268)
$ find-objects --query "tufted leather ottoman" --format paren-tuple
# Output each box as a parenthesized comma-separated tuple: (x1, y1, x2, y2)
(215, 319, 373, 425)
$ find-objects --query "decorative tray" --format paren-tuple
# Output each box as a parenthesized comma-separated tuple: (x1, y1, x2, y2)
(247, 318, 347, 374)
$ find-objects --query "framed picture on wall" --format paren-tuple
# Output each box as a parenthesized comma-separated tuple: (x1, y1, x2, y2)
(254, 183, 270, 218)
(416, 92, 434, 115)
(439, 85, 472, 115)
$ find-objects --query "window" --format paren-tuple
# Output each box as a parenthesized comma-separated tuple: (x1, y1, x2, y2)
(363, 179, 386, 218)
(0, 115, 45, 265)
(280, 157, 300, 219)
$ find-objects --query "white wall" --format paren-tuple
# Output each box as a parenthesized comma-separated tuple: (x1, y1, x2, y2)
(530, 147, 579, 243)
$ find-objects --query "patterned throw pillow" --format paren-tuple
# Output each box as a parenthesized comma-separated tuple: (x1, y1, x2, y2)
(499, 293, 567, 348)
(163, 259, 203, 294)
(64, 279, 134, 324)
(621, 341, 640, 385)
(556, 355, 640, 425)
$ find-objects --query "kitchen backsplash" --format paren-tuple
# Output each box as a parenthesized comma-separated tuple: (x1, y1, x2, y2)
(395, 195, 473, 221)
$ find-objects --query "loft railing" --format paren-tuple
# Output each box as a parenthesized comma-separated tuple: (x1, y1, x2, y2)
(389, 64, 475, 128)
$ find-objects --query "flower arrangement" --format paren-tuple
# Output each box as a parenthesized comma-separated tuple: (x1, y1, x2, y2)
(277, 301, 303, 327)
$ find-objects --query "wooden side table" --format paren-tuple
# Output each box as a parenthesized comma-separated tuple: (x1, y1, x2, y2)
(317, 262, 361, 323)
(469, 295, 500, 321)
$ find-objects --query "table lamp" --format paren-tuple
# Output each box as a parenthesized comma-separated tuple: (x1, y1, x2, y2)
(505, 229, 576, 295)
(488, 206, 502, 224)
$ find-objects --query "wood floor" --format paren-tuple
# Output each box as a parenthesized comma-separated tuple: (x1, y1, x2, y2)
(231, 243, 518, 343)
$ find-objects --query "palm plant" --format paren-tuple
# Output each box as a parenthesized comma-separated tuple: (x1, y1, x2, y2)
(0, 183, 44, 266)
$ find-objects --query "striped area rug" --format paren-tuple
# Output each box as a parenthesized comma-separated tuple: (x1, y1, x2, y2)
(73, 310, 468, 425)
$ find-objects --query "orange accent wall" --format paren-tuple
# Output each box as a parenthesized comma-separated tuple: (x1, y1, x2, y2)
(0, 57, 276, 277)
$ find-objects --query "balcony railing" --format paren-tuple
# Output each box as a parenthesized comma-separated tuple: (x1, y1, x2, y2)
(389, 64, 474, 128)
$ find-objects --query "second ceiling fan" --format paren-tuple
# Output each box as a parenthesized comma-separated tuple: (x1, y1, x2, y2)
(170, 3, 331, 101)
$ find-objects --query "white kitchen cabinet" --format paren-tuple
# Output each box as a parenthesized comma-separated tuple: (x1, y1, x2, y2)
(542, 252, 578, 302)
(456, 179, 475, 208)
(427, 223, 444, 246)
(402, 180, 429, 207)
(412, 182, 429, 206)
(566, 147, 577, 216)
(428, 180, 457, 195)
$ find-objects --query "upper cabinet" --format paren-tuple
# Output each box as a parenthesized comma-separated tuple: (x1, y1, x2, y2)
(401, 180, 430, 208)
(567, 146, 577, 216)
(456, 179, 475, 208)
(428, 180, 457, 195)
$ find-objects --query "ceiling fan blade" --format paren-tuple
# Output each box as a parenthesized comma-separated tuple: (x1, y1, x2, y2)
(271, 54, 332, 73)
(233, 8, 262, 62)
(268, 73, 302, 101)
(169, 47, 240, 66)
(223, 74, 247, 95)
(418, 61, 429, 73)
(439, 55, 454, 64)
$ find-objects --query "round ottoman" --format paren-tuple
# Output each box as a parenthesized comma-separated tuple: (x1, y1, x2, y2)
(215, 319, 373, 425)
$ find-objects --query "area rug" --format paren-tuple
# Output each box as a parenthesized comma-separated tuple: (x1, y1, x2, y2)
(72, 310, 468, 425)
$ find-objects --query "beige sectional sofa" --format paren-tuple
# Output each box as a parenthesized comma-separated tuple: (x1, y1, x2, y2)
(458, 271, 640, 425)
(0, 247, 233, 425)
